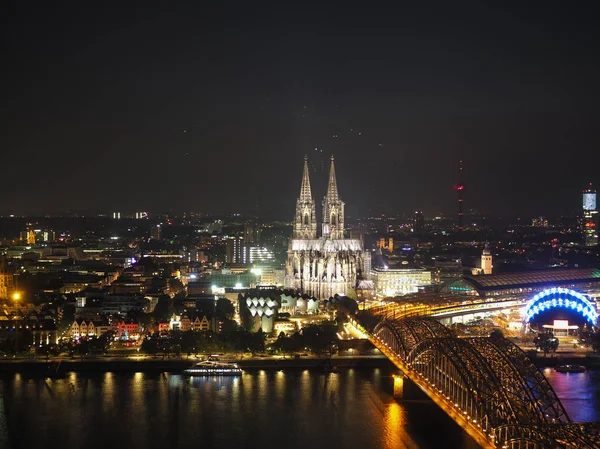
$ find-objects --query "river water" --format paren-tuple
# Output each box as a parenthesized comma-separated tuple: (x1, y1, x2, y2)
(1, 367, 598, 449)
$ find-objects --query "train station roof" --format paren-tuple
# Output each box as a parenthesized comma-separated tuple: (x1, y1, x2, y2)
(462, 268, 600, 294)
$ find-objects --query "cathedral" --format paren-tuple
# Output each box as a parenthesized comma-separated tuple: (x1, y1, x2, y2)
(285, 156, 370, 300)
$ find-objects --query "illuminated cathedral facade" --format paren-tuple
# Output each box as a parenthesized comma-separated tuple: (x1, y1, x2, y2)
(285, 156, 369, 299)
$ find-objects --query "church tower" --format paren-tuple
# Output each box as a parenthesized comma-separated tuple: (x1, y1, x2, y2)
(293, 156, 317, 239)
(0, 257, 15, 300)
(481, 243, 493, 275)
(322, 155, 345, 239)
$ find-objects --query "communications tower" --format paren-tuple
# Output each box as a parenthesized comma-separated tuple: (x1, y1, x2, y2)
(455, 160, 465, 231)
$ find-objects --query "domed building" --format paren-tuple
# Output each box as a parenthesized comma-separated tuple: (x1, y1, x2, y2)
(285, 156, 370, 299)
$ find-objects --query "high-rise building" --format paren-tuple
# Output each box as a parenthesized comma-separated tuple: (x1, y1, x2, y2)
(583, 184, 598, 247)
(150, 225, 161, 241)
(285, 156, 369, 299)
(247, 246, 274, 264)
(225, 235, 245, 264)
(244, 224, 261, 245)
(413, 211, 424, 234)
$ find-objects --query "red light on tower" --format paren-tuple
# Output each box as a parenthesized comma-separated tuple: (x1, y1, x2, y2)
(456, 160, 465, 231)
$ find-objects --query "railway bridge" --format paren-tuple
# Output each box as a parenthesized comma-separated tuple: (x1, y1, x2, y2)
(354, 307, 600, 448)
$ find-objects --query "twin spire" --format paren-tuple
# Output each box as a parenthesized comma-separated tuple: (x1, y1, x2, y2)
(300, 155, 339, 202)
(295, 155, 344, 240)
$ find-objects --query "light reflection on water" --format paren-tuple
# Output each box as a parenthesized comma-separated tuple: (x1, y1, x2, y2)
(542, 367, 600, 422)
(2, 369, 483, 449)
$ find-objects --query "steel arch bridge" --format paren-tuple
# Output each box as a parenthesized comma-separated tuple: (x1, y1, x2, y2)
(355, 314, 600, 449)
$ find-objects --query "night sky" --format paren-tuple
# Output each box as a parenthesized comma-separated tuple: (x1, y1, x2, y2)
(2, 2, 599, 219)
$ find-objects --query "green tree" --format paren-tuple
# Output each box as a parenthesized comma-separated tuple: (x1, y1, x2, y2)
(590, 331, 600, 353)
(302, 324, 338, 355)
(153, 295, 173, 323)
(181, 331, 198, 357)
(216, 298, 235, 320)
(534, 333, 559, 356)
(59, 304, 76, 334)
(238, 295, 254, 331)
(489, 329, 504, 341)
(273, 332, 295, 357)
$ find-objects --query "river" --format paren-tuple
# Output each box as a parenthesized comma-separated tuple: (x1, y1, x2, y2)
(1, 367, 598, 449)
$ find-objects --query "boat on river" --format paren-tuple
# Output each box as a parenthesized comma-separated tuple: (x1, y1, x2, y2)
(555, 364, 586, 373)
(183, 360, 243, 376)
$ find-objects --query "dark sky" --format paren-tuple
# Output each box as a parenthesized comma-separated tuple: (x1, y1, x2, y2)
(2, 1, 599, 219)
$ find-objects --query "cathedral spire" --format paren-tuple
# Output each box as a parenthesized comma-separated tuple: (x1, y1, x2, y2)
(293, 156, 317, 239)
(325, 155, 339, 202)
(300, 155, 312, 202)
(322, 155, 345, 239)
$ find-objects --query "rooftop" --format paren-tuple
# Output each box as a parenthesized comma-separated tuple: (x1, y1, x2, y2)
(463, 268, 600, 293)
(290, 238, 364, 252)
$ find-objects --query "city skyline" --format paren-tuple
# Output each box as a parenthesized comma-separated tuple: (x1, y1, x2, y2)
(2, 3, 600, 449)
(2, 3, 600, 218)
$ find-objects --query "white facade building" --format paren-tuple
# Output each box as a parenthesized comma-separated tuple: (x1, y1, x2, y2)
(371, 267, 432, 298)
(285, 156, 369, 300)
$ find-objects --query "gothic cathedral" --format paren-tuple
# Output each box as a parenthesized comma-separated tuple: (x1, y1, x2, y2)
(285, 156, 369, 299)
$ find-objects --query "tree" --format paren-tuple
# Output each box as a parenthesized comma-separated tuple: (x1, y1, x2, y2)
(489, 329, 504, 341)
(220, 319, 238, 333)
(59, 304, 76, 334)
(153, 295, 173, 323)
(302, 324, 338, 356)
(273, 332, 295, 357)
(248, 329, 265, 355)
(181, 331, 198, 357)
(168, 278, 185, 296)
(590, 331, 600, 353)
(216, 298, 234, 321)
(238, 295, 254, 331)
(127, 310, 152, 331)
(534, 333, 559, 356)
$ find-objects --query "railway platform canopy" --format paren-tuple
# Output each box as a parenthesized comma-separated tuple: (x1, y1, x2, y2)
(450, 268, 600, 298)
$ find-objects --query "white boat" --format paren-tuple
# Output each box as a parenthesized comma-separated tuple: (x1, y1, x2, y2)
(183, 360, 243, 376)
(555, 364, 586, 373)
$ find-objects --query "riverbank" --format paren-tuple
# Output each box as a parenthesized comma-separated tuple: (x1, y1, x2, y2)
(531, 353, 600, 368)
(0, 355, 392, 374)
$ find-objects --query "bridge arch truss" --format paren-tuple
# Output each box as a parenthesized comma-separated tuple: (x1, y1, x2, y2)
(369, 316, 597, 448)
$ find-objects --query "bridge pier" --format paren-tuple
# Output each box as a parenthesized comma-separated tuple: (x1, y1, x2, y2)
(392, 374, 422, 400)
(393, 374, 405, 399)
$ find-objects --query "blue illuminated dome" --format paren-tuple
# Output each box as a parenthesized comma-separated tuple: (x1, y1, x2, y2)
(525, 287, 598, 325)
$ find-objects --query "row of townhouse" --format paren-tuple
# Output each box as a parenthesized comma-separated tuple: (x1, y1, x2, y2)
(158, 313, 211, 332)
(70, 319, 111, 338)
(70, 319, 141, 340)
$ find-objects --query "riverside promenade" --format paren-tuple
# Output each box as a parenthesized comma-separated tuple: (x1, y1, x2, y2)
(0, 354, 391, 374)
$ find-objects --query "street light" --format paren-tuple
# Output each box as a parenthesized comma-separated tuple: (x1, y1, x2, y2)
(12, 292, 21, 301)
